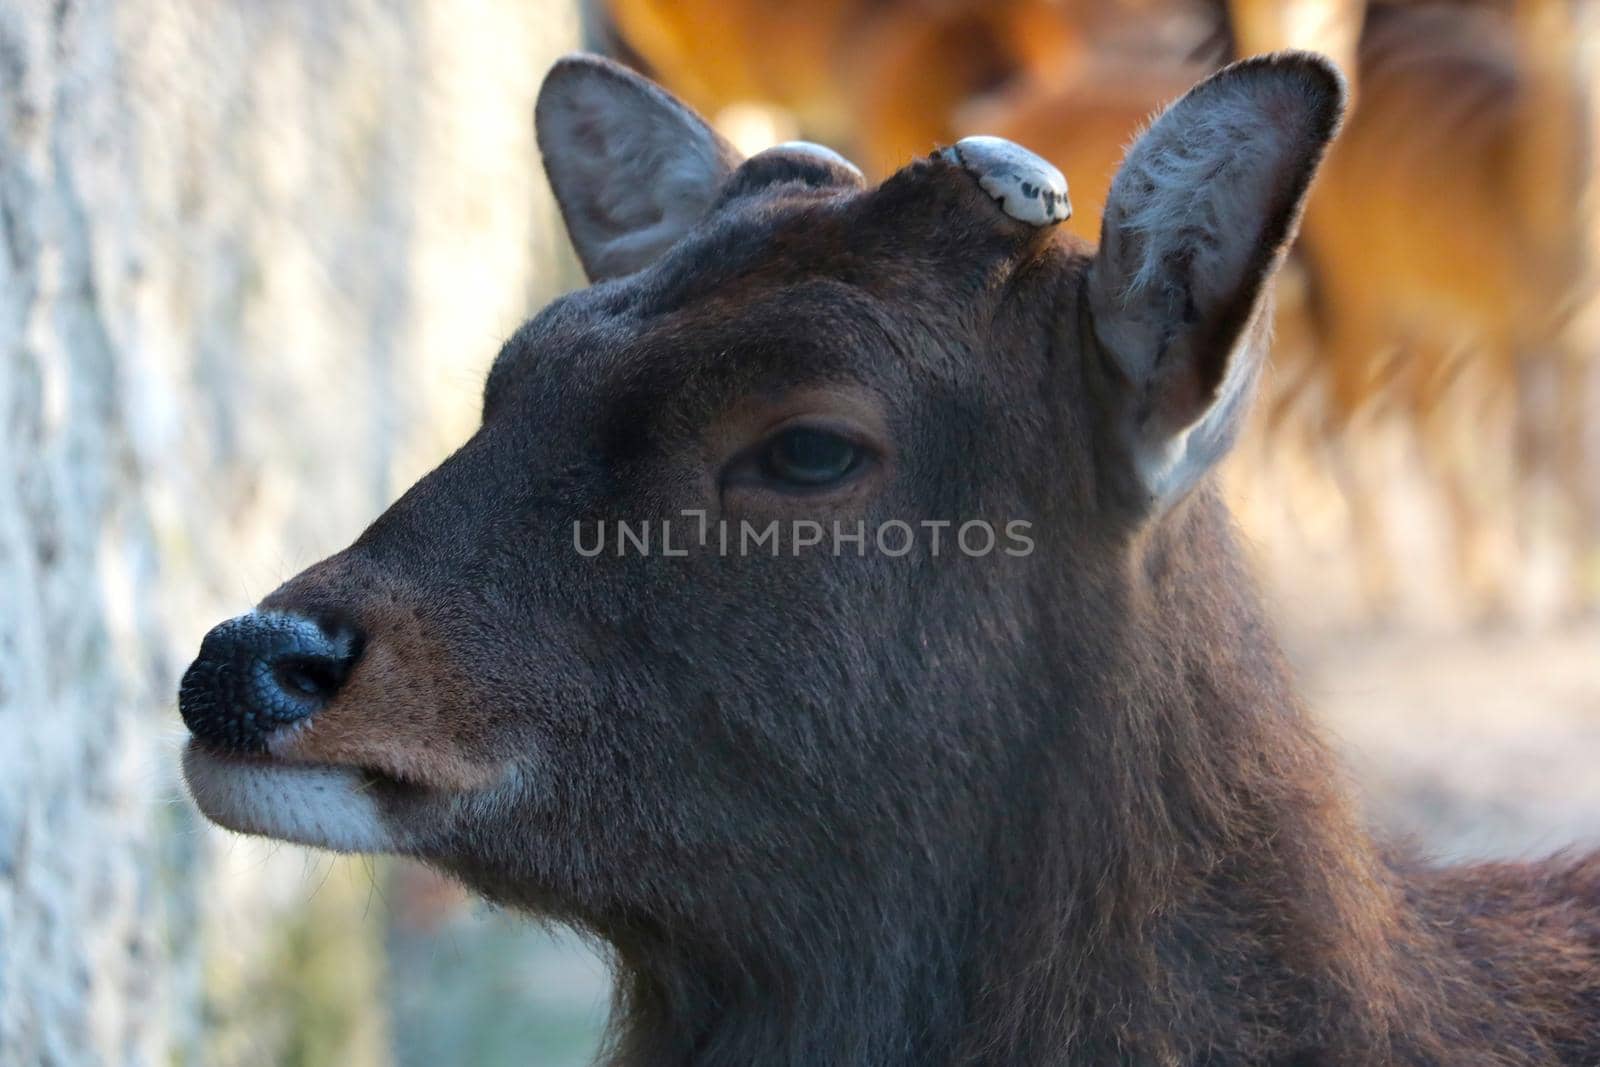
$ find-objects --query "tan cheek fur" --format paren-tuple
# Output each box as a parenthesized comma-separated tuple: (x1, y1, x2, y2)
(268, 600, 506, 791)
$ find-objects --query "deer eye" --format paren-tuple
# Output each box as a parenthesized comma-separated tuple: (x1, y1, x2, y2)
(759, 426, 863, 488)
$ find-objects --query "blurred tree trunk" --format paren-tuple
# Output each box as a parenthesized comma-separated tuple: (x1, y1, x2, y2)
(0, 1, 578, 1063)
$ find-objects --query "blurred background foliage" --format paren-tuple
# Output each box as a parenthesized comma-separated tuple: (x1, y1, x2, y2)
(1, 1, 1596, 1065)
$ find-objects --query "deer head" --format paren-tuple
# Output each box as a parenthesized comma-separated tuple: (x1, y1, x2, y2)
(180, 51, 1344, 1063)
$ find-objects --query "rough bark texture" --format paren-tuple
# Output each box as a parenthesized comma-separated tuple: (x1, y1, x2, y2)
(0, 1, 578, 1062)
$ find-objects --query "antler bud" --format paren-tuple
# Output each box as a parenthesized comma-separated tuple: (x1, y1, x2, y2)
(940, 136, 1071, 226)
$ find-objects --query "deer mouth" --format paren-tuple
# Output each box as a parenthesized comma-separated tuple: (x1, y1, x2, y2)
(181, 738, 422, 854)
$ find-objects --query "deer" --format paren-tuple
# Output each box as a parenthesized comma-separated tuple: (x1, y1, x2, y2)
(177, 52, 1600, 1066)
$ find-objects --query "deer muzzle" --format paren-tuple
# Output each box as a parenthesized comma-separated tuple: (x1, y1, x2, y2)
(179, 611, 363, 754)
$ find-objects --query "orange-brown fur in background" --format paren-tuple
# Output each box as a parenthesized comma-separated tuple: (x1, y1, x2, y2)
(1290, 0, 1597, 608)
(597, 0, 1600, 613)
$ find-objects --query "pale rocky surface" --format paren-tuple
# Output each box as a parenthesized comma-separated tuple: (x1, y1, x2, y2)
(1, 1, 578, 1062)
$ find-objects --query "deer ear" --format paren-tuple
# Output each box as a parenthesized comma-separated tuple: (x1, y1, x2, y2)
(1088, 53, 1345, 508)
(536, 54, 744, 281)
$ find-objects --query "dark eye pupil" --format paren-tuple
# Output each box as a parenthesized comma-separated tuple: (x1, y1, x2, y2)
(764, 428, 859, 486)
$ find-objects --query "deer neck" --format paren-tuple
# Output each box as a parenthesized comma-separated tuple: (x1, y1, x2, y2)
(954, 487, 1417, 1063)
(603, 491, 1414, 1066)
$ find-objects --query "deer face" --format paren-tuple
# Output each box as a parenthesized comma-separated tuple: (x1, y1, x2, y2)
(180, 54, 1342, 958)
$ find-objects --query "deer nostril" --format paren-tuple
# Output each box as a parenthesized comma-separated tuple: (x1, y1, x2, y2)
(179, 611, 364, 754)
(275, 658, 341, 700)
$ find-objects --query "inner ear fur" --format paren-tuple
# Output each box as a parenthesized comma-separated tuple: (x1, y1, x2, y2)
(1088, 52, 1347, 508)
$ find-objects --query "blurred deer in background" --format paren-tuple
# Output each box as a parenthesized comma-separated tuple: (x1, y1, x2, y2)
(1286, 0, 1598, 612)
(598, 0, 1600, 615)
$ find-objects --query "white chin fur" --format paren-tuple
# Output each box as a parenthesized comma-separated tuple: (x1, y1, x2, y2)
(182, 742, 398, 854)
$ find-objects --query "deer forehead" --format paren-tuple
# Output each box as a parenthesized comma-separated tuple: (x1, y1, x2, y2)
(491, 149, 1085, 416)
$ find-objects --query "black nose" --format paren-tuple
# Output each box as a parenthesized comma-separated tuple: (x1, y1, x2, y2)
(179, 612, 362, 753)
